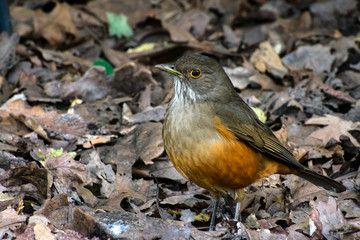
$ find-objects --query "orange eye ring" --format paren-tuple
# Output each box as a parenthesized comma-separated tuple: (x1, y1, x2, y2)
(190, 69, 202, 78)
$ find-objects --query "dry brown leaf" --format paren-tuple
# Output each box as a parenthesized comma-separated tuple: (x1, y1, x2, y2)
(223, 24, 240, 49)
(0, 33, 19, 76)
(60, 66, 110, 102)
(79, 135, 117, 148)
(242, 59, 284, 91)
(0, 207, 27, 239)
(320, 84, 356, 104)
(5, 161, 51, 197)
(149, 160, 188, 184)
(338, 200, 360, 218)
(0, 207, 27, 229)
(30, 215, 56, 240)
(161, 194, 210, 208)
(223, 66, 251, 90)
(286, 180, 329, 208)
(10, 6, 35, 37)
(138, 85, 152, 111)
(70, 207, 98, 238)
(10, 113, 49, 141)
(113, 61, 157, 95)
(35, 194, 69, 217)
(34, 196, 98, 238)
(68, 6, 102, 28)
(73, 183, 99, 207)
(102, 45, 130, 68)
(282, 44, 336, 73)
(37, 47, 92, 69)
(309, 207, 324, 239)
(33, 2, 79, 47)
(292, 147, 308, 161)
(135, 122, 164, 165)
(162, 22, 197, 43)
(273, 124, 290, 148)
(84, 150, 116, 198)
(250, 41, 288, 78)
(3, 99, 86, 141)
(97, 173, 146, 211)
(44, 152, 88, 190)
(305, 114, 360, 147)
(125, 105, 166, 124)
(314, 196, 346, 239)
(172, 9, 211, 39)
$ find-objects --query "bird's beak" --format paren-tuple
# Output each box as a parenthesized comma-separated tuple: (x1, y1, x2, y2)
(155, 64, 184, 77)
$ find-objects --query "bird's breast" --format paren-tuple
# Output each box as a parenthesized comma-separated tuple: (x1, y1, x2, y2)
(163, 100, 265, 193)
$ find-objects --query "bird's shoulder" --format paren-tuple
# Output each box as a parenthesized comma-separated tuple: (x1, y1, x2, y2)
(212, 97, 304, 169)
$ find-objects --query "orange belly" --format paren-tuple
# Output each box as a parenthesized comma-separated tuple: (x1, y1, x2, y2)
(164, 117, 294, 195)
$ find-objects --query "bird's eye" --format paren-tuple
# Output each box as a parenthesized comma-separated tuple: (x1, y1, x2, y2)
(190, 69, 202, 78)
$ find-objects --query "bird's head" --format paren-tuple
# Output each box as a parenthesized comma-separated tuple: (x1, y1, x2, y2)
(156, 54, 236, 103)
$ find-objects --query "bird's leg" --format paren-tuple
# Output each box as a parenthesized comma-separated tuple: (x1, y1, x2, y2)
(209, 199, 219, 231)
(234, 202, 241, 222)
(234, 189, 245, 222)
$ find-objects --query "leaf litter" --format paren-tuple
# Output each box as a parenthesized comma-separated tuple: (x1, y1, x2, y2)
(0, 0, 359, 239)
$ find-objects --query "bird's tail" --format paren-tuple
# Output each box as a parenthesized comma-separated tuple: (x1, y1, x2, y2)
(296, 168, 346, 193)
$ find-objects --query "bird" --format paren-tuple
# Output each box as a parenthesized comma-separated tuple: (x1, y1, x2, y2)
(155, 54, 346, 231)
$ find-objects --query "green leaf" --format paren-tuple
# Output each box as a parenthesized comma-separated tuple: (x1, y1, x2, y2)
(251, 107, 267, 123)
(106, 12, 133, 38)
(93, 59, 114, 75)
(36, 148, 76, 160)
(69, 152, 76, 158)
(50, 148, 63, 158)
(36, 148, 63, 160)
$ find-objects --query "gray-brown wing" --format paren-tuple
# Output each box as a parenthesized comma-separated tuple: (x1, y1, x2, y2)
(213, 99, 346, 193)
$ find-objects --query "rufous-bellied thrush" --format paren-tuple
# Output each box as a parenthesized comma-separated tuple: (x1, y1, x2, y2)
(156, 54, 346, 231)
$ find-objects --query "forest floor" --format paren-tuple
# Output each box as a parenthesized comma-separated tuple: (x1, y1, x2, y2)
(0, 0, 359, 239)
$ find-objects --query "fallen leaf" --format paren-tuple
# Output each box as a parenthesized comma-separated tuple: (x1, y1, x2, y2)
(173, 9, 211, 39)
(282, 44, 336, 73)
(223, 24, 241, 49)
(33, 2, 79, 47)
(3, 99, 87, 141)
(315, 196, 346, 239)
(60, 66, 111, 102)
(106, 12, 134, 38)
(0, 33, 19, 76)
(0, 207, 27, 229)
(4, 161, 51, 197)
(223, 66, 251, 90)
(84, 150, 116, 198)
(162, 22, 197, 43)
(250, 41, 288, 78)
(98, 173, 146, 211)
(125, 105, 167, 124)
(305, 114, 360, 147)
(135, 122, 164, 165)
(36, 47, 92, 69)
(113, 61, 157, 95)
(10, 6, 35, 37)
(148, 160, 188, 184)
(338, 199, 360, 218)
(161, 194, 210, 209)
(79, 135, 117, 148)
(44, 151, 88, 192)
(10, 113, 49, 141)
(30, 215, 56, 240)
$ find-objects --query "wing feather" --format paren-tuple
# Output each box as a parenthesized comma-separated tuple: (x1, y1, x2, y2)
(213, 98, 346, 193)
